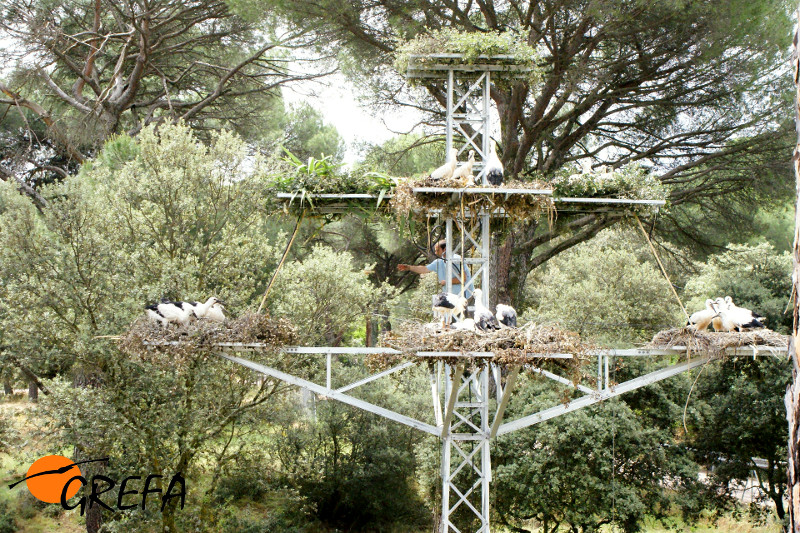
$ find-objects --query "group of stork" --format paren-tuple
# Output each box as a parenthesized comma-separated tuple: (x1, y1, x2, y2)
(687, 296, 765, 332)
(432, 288, 517, 332)
(145, 296, 226, 327)
(428, 142, 504, 187)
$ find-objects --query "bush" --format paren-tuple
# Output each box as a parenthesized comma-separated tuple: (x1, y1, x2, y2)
(215, 454, 272, 502)
(524, 228, 682, 346)
(268, 367, 429, 530)
(0, 501, 16, 533)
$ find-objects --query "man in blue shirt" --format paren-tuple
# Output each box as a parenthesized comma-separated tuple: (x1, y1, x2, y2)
(398, 240, 473, 299)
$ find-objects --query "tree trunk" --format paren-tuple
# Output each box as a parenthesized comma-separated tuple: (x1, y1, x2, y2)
(786, 8, 800, 530)
(27, 380, 38, 402)
(3, 379, 12, 395)
(492, 221, 539, 309)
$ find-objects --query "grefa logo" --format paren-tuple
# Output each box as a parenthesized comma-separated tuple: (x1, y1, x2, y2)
(8, 455, 186, 515)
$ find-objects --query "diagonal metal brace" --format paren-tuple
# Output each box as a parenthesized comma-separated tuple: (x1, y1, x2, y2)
(220, 353, 439, 436)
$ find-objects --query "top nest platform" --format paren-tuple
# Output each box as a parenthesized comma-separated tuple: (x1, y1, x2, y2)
(405, 54, 535, 79)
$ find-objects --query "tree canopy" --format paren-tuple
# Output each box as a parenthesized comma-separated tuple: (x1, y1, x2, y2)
(256, 0, 794, 304)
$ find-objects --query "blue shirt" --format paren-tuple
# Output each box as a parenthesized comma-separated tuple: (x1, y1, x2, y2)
(427, 255, 473, 299)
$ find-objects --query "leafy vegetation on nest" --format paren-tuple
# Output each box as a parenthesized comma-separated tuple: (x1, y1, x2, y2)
(268, 149, 397, 206)
(395, 29, 541, 81)
(550, 164, 668, 202)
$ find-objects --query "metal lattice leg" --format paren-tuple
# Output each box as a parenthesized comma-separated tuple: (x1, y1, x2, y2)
(441, 365, 491, 533)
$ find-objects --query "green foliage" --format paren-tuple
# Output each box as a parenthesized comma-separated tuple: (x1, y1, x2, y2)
(269, 148, 397, 204)
(280, 102, 345, 163)
(524, 229, 682, 346)
(268, 367, 429, 530)
(355, 133, 445, 177)
(493, 378, 705, 533)
(691, 357, 791, 520)
(268, 245, 397, 345)
(551, 164, 668, 202)
(395, 28, 540, 80)
(684, 242, 791, 333)
(0, 502, 15, 533)
(0, 123, 294, 532)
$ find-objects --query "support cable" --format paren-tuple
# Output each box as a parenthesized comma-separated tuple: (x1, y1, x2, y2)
(634, 214, 690, 322)
(257, 208, 305, 314)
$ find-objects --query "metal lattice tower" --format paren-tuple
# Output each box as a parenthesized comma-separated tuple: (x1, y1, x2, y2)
(217, 54, 729, 533)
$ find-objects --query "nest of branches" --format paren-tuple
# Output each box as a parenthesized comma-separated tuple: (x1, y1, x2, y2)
(391, 177, 553, 221)
(369, 321, 589, 378)
(647, 327, 787, 357)
(118, 312, 298, 367)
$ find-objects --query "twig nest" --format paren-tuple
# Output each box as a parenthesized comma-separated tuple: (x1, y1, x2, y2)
(368, 321, 590, 377)
(391, 178, 553, 221)
(118, 312, 297, 368)
(647, 327, 787, 357)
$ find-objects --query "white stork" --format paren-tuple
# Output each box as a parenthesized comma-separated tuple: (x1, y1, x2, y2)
(687, 299, 717, 331)
(472, 289, 500, 331)
(495, 304, 517, 329)
(432, 292, 468, 328)
(184, 297, 225, 321)
(146, 300, 195, 327)
(485, 142, 504, 186)
(716, 296, 764, 331)
(430, 148, 458, 181)
(452, 150, 475, 187)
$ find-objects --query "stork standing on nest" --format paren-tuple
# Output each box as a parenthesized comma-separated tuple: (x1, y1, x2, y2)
(725, 296, 766, 324)
(429, 148, 458, 181)
(472, 289, 500, 331)
(432, 292, 468, 329)
(451, 150, 475, 187)
(184, 297, 226, 322)
(714, 297, 764, 331)
(485, 141, 504, 186)
(687, 299, 717, 331)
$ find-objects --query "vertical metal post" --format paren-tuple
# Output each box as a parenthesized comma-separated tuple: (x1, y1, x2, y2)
(445, 218, 453, 296)
(597, 354, 603, 390)
(480, 368, 491, 532)
(481, 72, 491, 186)
(446, 69, 454, 157)
(441, 363, 452, 532)
(441, 366, 492, 533)
(604, 354, 610, 391)
(481, 213, 490, 306)
(326, 350, 332, 390)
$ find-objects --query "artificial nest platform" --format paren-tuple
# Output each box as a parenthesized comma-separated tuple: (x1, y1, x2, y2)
(647, 327, 787, 357)
(370, 321, 589, 374)
(392, 177, 553, 220)
(119, 313, 297, 366)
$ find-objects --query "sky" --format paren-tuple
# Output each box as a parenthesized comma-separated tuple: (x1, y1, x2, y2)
(281, 73, 424, 165)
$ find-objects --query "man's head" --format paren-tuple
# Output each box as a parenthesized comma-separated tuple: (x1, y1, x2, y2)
(434, 240, 447, 257)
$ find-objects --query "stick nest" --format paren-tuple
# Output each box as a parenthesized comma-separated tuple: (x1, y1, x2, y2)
(647, 327, 787, 357)
(118, 312, 298, 367)
(391, 178, 553, 221)
(369, 321, 590, 375)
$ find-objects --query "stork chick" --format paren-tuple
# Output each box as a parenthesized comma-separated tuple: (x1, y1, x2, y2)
(146, 300, 195, 327)
(452, 150, 475, 187)
(432, 292, 468, 328)
(485, 142, 504, 186)
(687, 299, 717, 331)
(429, 148, 458, 181)
(472, 289, 499, 331)
(495, 304, 517, 329)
